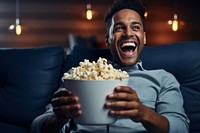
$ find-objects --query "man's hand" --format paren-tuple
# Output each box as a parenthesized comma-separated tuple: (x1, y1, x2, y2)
(105, 86, 147, 122)
(41, 88, 81, 133)
(51, 88, 82, 120)
(105, 86, 169, 133)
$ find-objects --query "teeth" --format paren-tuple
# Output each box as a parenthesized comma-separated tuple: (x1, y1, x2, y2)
(121, 43, 136, 47)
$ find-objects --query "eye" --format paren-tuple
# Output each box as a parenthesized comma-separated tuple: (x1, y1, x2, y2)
(132, 25, 141, 31)
(114, 26, 124, 32)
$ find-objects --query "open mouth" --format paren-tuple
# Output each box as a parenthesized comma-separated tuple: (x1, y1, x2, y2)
(120, 42, 137, 54)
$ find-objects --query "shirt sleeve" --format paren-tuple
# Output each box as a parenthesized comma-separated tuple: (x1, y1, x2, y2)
(30, 104, 54, 133)
(30, 104, 68, 133)
(157, 70, 190, 133)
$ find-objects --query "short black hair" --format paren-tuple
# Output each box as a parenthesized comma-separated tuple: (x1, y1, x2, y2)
(105, 0, 147, 33)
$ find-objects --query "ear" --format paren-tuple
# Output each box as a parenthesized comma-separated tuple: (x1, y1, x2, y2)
(143, 32, 147, 45)
(105, 34, 110, 47)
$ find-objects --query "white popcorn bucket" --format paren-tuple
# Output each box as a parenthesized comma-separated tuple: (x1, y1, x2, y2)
(64, 79, 129, 125)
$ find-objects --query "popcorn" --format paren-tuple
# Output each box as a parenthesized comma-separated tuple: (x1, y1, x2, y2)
(63, 57, 129, 80)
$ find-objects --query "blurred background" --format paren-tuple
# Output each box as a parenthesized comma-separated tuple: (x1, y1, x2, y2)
(0, 0, 200, 48)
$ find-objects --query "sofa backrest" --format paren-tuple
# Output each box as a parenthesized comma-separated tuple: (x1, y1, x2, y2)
(65, 41, 200, 133)
(0, 46, 65, 131)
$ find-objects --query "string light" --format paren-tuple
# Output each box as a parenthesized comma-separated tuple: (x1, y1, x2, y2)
(142, 0, 148, 18)
(144, 11, 148, 18)
(8, 0, 22, 35)
(167, 0, 181, 32)
(15, 18, 22, 35)
(168, 13, 179, 32)
(86, 3, 93, 20)
(172, 14, 178, 31)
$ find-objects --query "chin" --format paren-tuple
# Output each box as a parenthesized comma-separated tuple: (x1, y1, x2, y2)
(120, 57, 137, 66)
(122, 62, 135, 67)
(120, 60, 137, 67)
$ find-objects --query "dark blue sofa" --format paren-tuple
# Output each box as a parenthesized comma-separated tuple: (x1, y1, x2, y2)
(0, 41, 200, 133)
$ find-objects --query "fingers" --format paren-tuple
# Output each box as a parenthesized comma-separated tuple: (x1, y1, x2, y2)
(114, 86, 135, 93)
(106, 86, 139, 109)
(51, 88, 78, 107)
(51, 96, 78, 107)
(53, 104, 82, 119)
(105, 100, 142, 118)
(107, 86, 138, 101)
(105, 86, 144, 119)
(53, 88, 71, 98)
(109, 109, 139, 117)
(106, 100, 139, 109)
(51, 88, 81, 119)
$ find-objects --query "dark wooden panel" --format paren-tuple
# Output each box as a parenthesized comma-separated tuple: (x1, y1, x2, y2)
(0, 0, 200, 48)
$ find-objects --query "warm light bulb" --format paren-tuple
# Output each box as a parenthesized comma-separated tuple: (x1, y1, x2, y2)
(86, 9, 93, 20)
(172, 14, 178, 32)
(86, 3, 93, 20)
(16, 24, 22, 35)
(168, 14, 179, 32)
(144, 11, 148, 18)
(172, 20, 178, 32)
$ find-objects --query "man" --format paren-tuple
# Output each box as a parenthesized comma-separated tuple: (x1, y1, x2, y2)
(31, 0, 189, 132)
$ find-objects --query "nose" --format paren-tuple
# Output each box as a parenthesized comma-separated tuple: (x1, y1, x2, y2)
(123, 27, 134, 37)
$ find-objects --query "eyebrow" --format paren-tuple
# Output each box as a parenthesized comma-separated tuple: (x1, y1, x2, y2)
(114, 21, 142, 27)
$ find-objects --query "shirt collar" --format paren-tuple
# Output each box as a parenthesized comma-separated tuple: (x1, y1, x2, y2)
(108, 60, 144, 72)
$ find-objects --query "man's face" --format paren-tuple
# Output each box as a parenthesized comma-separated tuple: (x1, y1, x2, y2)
(106, 9, 146, 66)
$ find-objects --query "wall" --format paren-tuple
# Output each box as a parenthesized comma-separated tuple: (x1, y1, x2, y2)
(0, 0, 200, 48)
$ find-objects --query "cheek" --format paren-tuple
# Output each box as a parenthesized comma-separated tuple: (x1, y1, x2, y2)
(108, 35, 116, 46)
(109, 31, 122, 49)
(138, 36, 145, 52)
(139, 32, 145, 42)
(112, 33, 120, 45)
(109, 37, 119, 54)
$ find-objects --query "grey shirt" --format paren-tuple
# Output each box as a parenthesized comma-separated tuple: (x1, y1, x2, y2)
(31, 61, 189, 133)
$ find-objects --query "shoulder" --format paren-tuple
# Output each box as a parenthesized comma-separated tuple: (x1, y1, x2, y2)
(142, 69, 179, 87)
(143, 69, 176, 79)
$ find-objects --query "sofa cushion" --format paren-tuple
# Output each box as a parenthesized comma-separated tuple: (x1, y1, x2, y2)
(0, 46, 65, 128)
(0, 123, 29, 133)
